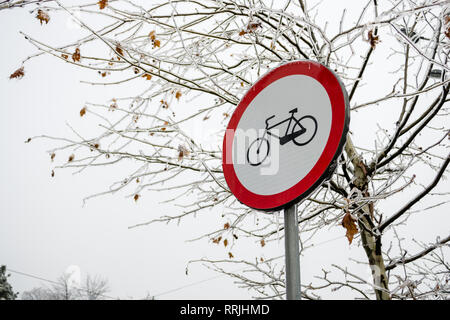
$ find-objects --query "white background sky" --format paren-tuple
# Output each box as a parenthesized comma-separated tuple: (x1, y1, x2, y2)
(1, 0, 448, 300)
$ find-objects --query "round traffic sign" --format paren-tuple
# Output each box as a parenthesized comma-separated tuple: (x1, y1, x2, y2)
(222, 60, 349, 211)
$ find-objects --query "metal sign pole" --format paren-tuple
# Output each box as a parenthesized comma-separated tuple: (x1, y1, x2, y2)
(284, 204, 301, 300)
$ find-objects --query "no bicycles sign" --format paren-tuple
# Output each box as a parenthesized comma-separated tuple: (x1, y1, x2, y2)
(222, 60, 350, 211)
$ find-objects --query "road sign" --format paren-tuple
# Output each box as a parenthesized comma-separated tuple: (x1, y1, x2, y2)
(222, 60, 349, 211)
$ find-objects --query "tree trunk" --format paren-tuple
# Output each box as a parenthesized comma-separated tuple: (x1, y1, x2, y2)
(359, 215, 391, 300)
(345, 136, 391, 300)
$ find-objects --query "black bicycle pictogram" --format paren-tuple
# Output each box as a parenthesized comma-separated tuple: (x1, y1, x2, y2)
(246, 108, 318, 166)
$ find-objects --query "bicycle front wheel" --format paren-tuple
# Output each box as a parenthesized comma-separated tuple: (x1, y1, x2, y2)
(246, 137, 270, 166)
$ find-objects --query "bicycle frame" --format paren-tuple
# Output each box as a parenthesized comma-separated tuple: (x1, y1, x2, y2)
(257, 109, 306, 150)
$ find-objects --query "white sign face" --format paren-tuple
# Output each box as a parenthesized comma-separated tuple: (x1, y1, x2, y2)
(232, 75, 332, 195)
(223, 61, 349, 211)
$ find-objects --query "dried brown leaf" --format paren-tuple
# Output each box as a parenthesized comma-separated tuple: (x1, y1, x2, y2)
(160, 99, 169, 108)
(98, 0, 108, 9)
(36, 9, 50, 25)
(72, 48, 81, 62)
(9, 67, 25, 80)
(109, 99, 118, 111)
(115, 45, 124, 56)
(368, 30, 380, 49)
(178, 145, 190, 161)
(247, 21, 261, 32)
(212, 236, 222, 244)
(342, 211, 358, 244)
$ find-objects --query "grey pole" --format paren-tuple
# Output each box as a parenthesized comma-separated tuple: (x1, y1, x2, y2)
(284, 204, 301, 300)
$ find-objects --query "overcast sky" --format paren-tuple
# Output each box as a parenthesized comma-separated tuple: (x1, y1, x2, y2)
(1, 0, 448, 300)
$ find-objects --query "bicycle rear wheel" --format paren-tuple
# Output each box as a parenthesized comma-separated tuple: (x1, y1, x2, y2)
(292, 115, 318, 146)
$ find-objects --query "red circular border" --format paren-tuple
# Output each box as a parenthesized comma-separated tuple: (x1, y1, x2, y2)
(222, 61, 347, 210)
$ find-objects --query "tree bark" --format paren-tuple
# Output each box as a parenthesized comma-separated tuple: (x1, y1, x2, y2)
(345, 136, 391, 300)
(358, 215, 391, 300)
